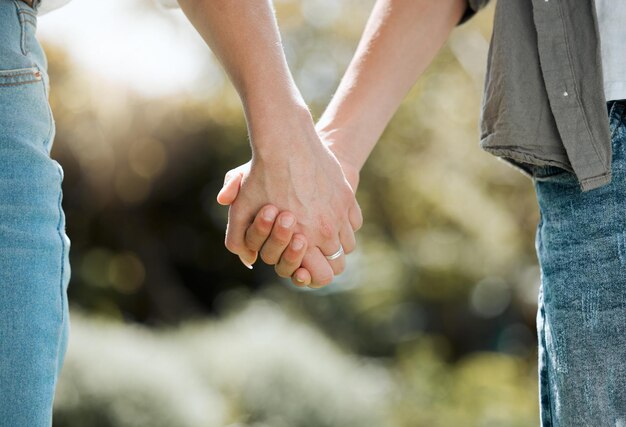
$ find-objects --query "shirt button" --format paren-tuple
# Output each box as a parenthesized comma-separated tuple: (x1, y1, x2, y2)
(563, 91, 569, 97)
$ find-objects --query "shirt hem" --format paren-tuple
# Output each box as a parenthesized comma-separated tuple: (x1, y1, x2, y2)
(479, 142, 572, 171)
(479, 140, 612, 192)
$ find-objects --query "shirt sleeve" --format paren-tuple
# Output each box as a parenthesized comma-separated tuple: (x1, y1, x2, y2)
(457, 0, 491, 26)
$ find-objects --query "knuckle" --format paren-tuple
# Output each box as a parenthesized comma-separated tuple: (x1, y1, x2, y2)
(318, 218, 335, 240)
(332, 263, 345, 276)
(315, 274, 333, 287)
(245, 231, 265, 249)
(270, 234, 290, 248)
(260, 250, 277, 266)
(356, 216, 364, 230)
(224, 236, 240, 254)
(274, 265, 291, 279)
(244, 235, 262, 252)
(258, 215, 274, 230)
(283, 249, 299, 264)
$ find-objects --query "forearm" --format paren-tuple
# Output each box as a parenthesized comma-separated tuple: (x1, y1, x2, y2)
(317, 0, 467, 171)
(178, 0, 313, 155)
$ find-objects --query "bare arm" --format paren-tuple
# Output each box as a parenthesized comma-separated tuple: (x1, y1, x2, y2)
(177, 0, 307, 151)
(216, 0, 467, 286)
(317, 0, 468, 176)
(178, 0, 362, 286)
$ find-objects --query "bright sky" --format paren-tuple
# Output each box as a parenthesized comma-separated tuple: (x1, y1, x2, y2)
(37, 0, 223, 98)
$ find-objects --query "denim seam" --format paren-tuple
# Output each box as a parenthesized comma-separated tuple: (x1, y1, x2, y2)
(0, 80, 40, 87)
(609, 102, 625, 140)
(37, 69, 65, 329)
(613, 104, 626, 140)
(44, 101, 68, 371)
(0, 68, 38, 77)
(17, 9, 36, 19)
(608, 101, 618, 137)
(536, 216, 555, 427)
(0, 67, 41, 86)
(12, 1, 29, 55)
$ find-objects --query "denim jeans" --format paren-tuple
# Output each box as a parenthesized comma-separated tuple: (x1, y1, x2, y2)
(532, 99, 626, 426)
(0, 1, 71, 426)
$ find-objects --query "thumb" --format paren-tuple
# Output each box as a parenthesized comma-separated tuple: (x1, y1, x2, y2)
(217, 170, 244, 206)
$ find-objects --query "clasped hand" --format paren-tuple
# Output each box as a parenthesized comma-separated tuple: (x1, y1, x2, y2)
(217, 126, 361, 288)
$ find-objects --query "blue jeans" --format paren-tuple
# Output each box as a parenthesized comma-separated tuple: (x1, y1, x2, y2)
(532, 99, 626, 426)
(0, 1, 70, 426)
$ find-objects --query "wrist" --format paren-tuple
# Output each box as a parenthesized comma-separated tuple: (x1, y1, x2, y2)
(247, 103, 320, 160)
(316, 124, 364, 172)
(242, 77, 310, 133)
(314, 126, 362, 192)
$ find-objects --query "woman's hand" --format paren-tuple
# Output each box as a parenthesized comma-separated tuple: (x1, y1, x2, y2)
(220, 121, 362, 288)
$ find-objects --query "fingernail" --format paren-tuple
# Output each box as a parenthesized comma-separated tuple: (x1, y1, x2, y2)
(280, 215, 295, 228)
(240, 256, 255, 270)
(263, 207, 278, 222)
(291, 238, 304, 251)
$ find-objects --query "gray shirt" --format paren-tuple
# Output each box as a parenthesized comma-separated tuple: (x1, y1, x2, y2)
(594, 0, 626, 102)
(461, 0, 612, 192)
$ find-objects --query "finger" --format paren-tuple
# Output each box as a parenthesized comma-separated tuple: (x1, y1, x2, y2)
(225, 205, 256, 268)
(318, 238, 346, 276)
(275, 233, 307, 278)
(291, 267, 311, 287)
(217, 170, 243, 206)
(301, 247, 334, 288)
(322, 241, 346, 276)
(348, 200, 363, 231)
(259, 212, 296, 265)
(339, 222, 356, 255)
(244, 204, 279, 252)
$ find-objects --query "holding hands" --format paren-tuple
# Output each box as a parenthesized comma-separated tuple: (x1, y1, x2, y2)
(216, 119, 362, 288)
(179, 0, 462, 288)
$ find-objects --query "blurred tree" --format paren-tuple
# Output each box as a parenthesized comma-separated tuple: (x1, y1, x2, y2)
(46, 0, 541, 424)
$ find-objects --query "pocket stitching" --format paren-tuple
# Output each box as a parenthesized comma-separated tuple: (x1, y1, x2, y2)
(12, 1, 37, 56)
(0, 67, 42, 86)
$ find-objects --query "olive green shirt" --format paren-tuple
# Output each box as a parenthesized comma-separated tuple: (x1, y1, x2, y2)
(460, 0, 612, 192)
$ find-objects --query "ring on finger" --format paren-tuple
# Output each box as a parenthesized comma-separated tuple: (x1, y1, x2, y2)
(325, 245, 344, 261)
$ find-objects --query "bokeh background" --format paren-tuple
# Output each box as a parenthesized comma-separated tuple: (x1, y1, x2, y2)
(38, 0, 543, 425)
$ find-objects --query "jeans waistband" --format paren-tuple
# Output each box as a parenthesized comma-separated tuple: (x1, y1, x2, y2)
(0, 0, 39, 14)
(608, 100, 626, 136)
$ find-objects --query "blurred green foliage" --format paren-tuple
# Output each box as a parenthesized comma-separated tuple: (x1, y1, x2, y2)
(55, 301, 537, 427)
(48, 0, 541, 425)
